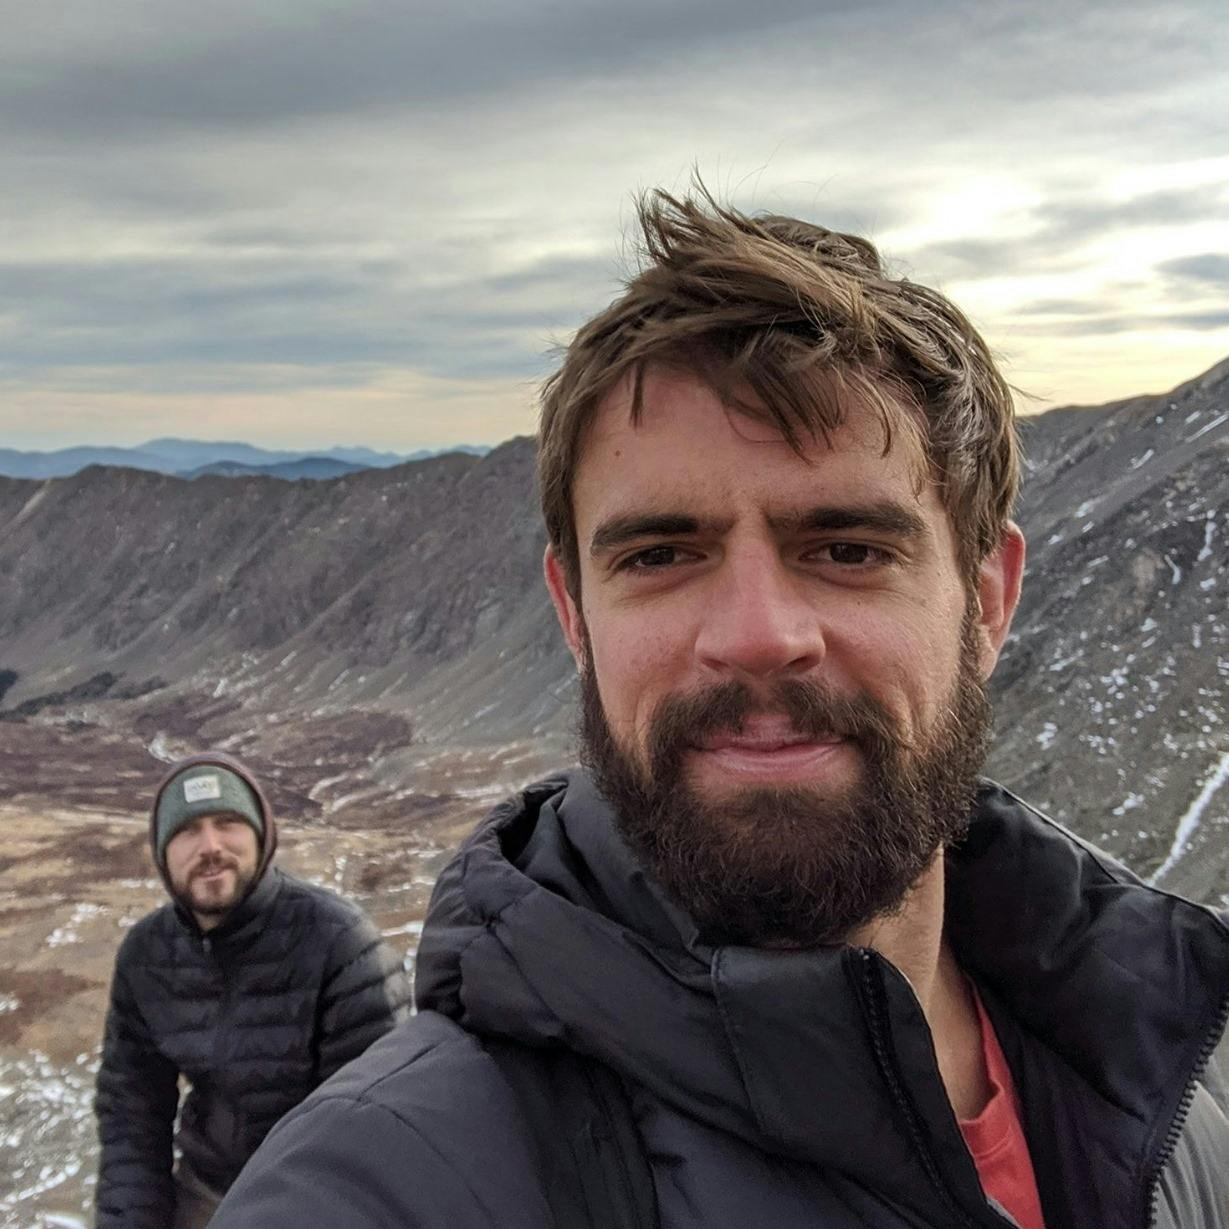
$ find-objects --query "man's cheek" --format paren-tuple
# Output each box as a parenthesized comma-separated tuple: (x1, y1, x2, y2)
(594, 642, 668, 732)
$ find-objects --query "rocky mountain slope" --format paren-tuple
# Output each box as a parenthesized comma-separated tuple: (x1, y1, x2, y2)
(1, 360, 1226, 894)
(996, 357, 1227, 903)
(180, 457, 368, 480)
(0, 439, 570, 832)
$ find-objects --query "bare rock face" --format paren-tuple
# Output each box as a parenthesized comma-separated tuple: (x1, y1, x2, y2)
(987, 358, 1228, 903)
(0, 441, 565, 743)
(0, 361, 1226, 898)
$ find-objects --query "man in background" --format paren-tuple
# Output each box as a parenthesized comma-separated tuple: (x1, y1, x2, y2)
(94, 751, 411, 1229)
(213, 192, 1229, 1227)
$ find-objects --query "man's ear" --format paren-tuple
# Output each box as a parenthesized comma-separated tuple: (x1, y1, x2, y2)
(973, 522, 1026, 679)
(544, 544, 586, 670)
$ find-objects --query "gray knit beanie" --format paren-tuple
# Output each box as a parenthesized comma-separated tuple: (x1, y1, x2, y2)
(155, 762, 265, 863)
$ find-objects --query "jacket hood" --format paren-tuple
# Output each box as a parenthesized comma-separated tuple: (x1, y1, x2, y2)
(149, 751, 279, 924)
(416, 771, 1229, 1220)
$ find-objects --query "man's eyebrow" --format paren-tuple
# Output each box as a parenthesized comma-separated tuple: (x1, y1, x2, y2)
(589, 513, 710, 556)
(771, 503, 930, 540)
(587, 503, 929, 557)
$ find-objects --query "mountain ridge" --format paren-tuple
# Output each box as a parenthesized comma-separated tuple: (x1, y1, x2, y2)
(1, 361, 1225, 900)
(0, 440, 490, 479)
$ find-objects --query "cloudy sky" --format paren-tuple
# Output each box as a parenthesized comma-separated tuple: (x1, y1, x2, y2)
(4, 0, 1227, 452)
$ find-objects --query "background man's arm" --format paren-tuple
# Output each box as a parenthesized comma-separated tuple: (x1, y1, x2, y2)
(316, 912, 412, 1080)
(93, 948, 180, 1229)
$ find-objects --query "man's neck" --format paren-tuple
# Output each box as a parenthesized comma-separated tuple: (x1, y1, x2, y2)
(850, 854, 990, 1120)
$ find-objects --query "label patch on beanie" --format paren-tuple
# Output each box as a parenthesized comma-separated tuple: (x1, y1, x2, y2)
(183, 774, 223, 804)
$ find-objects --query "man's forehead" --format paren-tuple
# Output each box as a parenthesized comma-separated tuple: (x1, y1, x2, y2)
(584, 364, 924, 464)
(574, 367, 934, 524)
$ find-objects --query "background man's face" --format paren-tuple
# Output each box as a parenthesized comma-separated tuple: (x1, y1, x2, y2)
(165, 812, 259, 920)
(545, 365, 1021, 945)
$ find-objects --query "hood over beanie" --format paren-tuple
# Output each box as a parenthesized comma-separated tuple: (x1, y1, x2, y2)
(151, 752, 277, 891)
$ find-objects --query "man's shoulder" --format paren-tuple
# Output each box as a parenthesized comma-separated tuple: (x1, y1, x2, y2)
(211, 1012, 553, 1227)
(307, 1009, 506, 1105)
(269, 868, 377, 932)
(272, 1010, 541, 1152)
(970, 779, 1146, 884)
(116, 900, 180, 958)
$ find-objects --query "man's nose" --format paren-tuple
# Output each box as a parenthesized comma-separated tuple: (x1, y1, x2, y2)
(197, 823, 223, 855)
(693, 547, 824, 679)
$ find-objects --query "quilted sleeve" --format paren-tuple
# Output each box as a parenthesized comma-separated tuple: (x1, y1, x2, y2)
(93, 934, 181, 1229)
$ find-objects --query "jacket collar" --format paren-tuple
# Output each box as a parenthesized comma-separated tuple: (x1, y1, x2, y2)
(946, 786, 1229, 1123)
(415, 772, 1229, 1222)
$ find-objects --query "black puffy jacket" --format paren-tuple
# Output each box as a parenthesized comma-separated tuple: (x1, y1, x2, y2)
(93, 758, 412, 1229)
(213, 774, 1229, 1229)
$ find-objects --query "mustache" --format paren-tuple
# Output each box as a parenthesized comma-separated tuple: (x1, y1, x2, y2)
(647, 678, 907, 767)
(191, 854, 239, 879)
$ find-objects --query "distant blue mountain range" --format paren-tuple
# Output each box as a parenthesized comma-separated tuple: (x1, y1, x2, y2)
(0, 438, 490, 479)
(181, 457, 370, 481)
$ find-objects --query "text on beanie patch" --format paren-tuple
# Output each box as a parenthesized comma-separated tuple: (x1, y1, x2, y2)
(184, 774, 223, 804)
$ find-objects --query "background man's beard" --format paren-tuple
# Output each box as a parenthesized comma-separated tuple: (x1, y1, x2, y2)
(579, 629, 991, 949)
(173, 861, 254, 918)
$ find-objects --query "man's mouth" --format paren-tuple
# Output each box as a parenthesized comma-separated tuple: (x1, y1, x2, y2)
(689, 716, 849, 780)
(194, 863, 236, 884)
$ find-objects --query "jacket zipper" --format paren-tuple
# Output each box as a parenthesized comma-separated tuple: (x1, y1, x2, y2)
(200, 934, 238, 1155)
(1141, 984, 1229, 1228)
(859, 951, 1017, 1229)
(203, 933, 232, 1072)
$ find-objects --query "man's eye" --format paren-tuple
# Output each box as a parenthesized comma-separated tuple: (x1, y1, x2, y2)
(829, 543, 872, 564)
(621, 545, 681, 570)
(813, 542, 889, 566)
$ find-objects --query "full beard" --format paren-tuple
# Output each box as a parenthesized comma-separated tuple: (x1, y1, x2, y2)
(579, 626, 991, 949)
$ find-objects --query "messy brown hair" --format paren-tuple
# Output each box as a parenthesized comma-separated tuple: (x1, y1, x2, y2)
(538, 186, 1019, 596)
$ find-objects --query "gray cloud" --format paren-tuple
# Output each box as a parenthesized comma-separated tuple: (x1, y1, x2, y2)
(3, 0, 828, 140)
(906, 181, 1229, 283)
(1167, 309, 1229, 330)
(1041, 184, 1229, 241)
(1159, 254, 1229, 288)
(1007, 309, 1229, 338)
(5, 0, 1221, 152)
(0, 249, 618, 383)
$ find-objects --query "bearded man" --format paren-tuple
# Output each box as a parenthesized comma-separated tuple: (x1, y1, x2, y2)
(213, 193, 1229, 1228)
(94, 752, 411, 1229)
